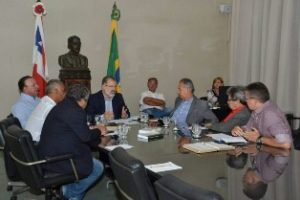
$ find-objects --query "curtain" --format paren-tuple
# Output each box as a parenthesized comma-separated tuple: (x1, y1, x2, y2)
(229, 0, 300, 116)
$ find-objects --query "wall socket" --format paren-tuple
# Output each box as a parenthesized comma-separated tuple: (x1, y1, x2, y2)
(219, 4, 232, 14)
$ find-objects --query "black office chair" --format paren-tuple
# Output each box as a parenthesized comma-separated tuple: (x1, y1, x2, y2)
(4, 125, 79, 200)
(108, 147, 157, 200)
(0, 117, 28, 199)
(154, 174, 223, 200)
(286, 113, 300, 137)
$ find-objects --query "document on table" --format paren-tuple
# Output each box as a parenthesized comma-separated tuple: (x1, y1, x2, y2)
(109, 117, 139, 125)
(207, 133, 247, 144)
(145, 162, 182, 173)
(104, 144, 133, 151)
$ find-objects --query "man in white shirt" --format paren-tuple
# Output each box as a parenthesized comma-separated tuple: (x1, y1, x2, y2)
(25, 79, 65, 142)
(139, 77, 172, 118)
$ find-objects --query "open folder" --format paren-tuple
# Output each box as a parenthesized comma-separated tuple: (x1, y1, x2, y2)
(207, 133, 247, 144)
(183, 142, 235, 154)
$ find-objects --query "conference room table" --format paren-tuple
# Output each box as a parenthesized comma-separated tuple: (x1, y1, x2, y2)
(97, 122, 300, 200)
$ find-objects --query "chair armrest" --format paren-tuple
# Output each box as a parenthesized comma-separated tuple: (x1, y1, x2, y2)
(45, 154, 73, 163)
(10, 152, 80, 181)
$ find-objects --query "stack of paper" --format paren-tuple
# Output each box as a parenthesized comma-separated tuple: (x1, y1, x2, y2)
(104, 144, 133, 151)
(183, 142, 235, 154)
(138, 128, 163, 141)
(145, 162, 182, 173)
(207, 133, 247, 144)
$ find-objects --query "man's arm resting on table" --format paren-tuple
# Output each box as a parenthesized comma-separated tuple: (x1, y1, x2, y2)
(260, 136, 291, 150)
(143, 97, 166, 107)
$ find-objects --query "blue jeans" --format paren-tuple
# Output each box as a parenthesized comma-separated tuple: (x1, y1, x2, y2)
(142, 107, 173, 118)
(62, 158, 103, 200)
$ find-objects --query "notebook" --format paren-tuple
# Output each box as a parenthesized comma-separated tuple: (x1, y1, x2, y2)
(183, 142, 235, 154)
(207, 133, 247, 144)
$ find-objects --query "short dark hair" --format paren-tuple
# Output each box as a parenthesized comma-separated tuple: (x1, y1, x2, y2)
(101, 75, 115, 85)
(246, 82, 270, 103)
(45, 79, 64, 95)
(18, 75, 32, 93)
(67, 84, 90, 102)
(148, 77, 158, 84)
(179, 78, 195, 93)
(226, 86, 247, 105)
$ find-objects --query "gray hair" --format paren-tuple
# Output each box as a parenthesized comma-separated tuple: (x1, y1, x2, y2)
(67, 84, 90, 102)
(179, 78, 195, 93)
(226, 86, 246, 104)
(45, 79, 64, 95)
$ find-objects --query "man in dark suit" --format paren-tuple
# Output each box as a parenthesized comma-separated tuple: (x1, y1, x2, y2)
(38, 84, 107, 200)
(172, 78, 218, 135)
(86, 75, 130, 120)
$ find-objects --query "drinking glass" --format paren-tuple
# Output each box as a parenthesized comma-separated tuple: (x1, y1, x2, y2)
(119, 124, 129, 139)
(162, 116, 171, 127)
(86, 115, 92, 126)
(140, 112, 149, 123)
(94, 115, 101, 125)
(191, 124, 202, 139)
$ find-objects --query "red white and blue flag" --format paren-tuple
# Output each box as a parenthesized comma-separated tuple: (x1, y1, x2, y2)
(32, 3, 47, 98)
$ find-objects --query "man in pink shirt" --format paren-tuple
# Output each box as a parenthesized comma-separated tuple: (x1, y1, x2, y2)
(232, 82, 292, 149)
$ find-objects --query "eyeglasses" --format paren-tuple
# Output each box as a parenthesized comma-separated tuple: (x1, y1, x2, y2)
(105, 84, 116, 88)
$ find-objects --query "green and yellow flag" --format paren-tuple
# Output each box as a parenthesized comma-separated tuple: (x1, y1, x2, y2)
(107, 3, 121, 93)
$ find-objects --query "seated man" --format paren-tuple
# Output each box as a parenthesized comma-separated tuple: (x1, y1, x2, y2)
(139, 77, 172, 118)
(86, 75, 130, 120)
(38, 84, 106, 200)
(172, 78, 218, 135)
(232, 82, 292, 149)
(25, 80, 65, 142)
(11, 75, 40, 128)
(206, 86, 250, 133)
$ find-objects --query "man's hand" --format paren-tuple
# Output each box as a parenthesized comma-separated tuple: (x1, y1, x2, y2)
(231, 126, 245, 136)
(96, 124, 107, 135)
(121, 106, 128, 119)
(104, 111, 114, 121)
(243, 128, 260, 142)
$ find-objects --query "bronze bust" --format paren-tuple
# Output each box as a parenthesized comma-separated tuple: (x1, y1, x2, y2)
(59, 35, 88, 70)
(58, 35, 91, 89)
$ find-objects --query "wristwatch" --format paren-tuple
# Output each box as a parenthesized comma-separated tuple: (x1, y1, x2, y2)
(256, 136, 263, 145)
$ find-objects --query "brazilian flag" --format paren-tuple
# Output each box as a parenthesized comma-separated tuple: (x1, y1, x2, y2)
(107, 3, 121, 93)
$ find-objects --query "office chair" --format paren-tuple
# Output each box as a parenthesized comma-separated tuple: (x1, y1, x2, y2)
(0, 117, 28, 199)
(108, 147, 157, 200)
(4, 125, 79, 200)
(154, 174, 223, 200)
(286, 113, 300, 137)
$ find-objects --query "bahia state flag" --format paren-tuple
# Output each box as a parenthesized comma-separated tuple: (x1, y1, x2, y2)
(107, 3, 121, 93)
(32, 15, 48, 98)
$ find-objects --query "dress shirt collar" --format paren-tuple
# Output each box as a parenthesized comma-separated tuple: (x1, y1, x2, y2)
(254, 100, 270, 115)
(20, 93, 38, 101)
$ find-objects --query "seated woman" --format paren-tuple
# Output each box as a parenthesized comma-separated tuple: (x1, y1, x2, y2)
(207, 77, 224, 107)
(206, 86, 250, 133)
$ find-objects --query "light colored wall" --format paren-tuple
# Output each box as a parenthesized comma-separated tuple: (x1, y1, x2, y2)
(0, 0, 232, 118)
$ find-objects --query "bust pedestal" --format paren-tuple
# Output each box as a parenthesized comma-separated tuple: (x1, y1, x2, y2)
(59, 69, 91, 91)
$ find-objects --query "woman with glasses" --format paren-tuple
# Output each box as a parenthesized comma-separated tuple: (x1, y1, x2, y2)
(206, 86, 250, 133)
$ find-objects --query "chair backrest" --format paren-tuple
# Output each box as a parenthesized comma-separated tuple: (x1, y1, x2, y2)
(218, 86, 231, 107)
(4, 125, 44, 190)
(109, 147, 157, 200)
(0, 117, 22, 181)
(154, 174, 223, 200)
(0, 117, 20, 148)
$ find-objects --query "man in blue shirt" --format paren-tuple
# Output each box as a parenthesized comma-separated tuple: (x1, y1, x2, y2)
(172, 78, 218, 135)
(11, 75, 40, 128)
